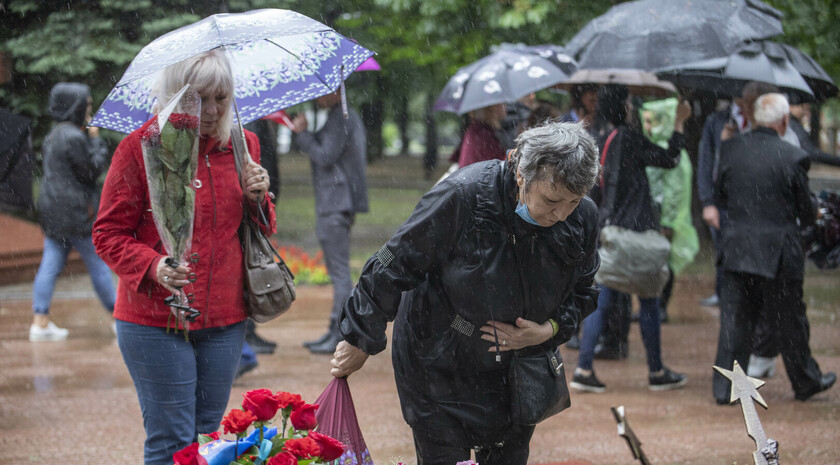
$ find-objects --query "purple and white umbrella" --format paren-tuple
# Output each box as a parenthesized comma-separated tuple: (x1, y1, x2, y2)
(91, 9, 374, 133)
(434, 48, 577, 115)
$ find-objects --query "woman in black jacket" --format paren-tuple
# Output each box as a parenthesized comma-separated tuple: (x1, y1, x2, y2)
(29, 83, 116, 341)
(570, 84, 691, 393)
(330, 122, 600, 464)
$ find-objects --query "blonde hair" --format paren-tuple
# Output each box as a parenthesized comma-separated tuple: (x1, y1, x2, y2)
(153, 48, 234, 145)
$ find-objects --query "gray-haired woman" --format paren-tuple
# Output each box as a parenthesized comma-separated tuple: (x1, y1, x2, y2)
(330, 122, 601, 464)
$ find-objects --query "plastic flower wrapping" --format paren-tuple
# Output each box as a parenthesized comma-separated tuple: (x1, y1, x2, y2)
(140, 84, 200, 265)
(172, 389, 346, 465)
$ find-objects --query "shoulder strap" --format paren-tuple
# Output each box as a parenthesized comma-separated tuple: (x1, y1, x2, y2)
(599, 128, 621, 223)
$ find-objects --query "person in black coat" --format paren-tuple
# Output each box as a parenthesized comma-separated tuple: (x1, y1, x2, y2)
(329, 122, 600, 465)
(571, 84, 691, 394)
(30, 83, 116, 341)
(713, 93, 836, 403)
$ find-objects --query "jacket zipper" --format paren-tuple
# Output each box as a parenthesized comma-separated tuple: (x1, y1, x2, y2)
(509, 232, 531, 316)
(204, 154, 217, 326)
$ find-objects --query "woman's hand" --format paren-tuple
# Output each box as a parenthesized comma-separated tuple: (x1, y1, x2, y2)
(480, 318, 554, 352)
(673, 100, 692, 133)
(155, 258, 190, 294)
(241, 158, 269, 204)
(330, 341, 369, 378)
(290, 114, 308, 134)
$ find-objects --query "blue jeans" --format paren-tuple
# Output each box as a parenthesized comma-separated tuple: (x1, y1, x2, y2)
(578, 286, 663, 373)
(116, 320, 246, 465)
(32, 236, 116, 315)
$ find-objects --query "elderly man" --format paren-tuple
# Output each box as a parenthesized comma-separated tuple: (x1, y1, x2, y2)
(712, 93, 836, 403)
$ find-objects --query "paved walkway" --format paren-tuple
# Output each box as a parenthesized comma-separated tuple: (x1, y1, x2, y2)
(1, 272, 838, 464)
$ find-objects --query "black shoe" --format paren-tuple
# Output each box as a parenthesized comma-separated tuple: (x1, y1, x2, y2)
(649, 367, 688, 391)
(570, 370, 606, 393)
(245, 320, 276, 354)
(795, 372, 836, 401)
(308, 331, 343, 354)
(565, 333, 581, 350)
(235, 361, 258, 380)
(303, 330, 333, 349)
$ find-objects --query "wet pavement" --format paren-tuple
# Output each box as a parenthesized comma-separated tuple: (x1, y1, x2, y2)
(1, 271, 838, 464)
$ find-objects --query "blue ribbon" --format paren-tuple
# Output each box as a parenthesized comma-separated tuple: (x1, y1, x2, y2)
(253, 438, 273, 465)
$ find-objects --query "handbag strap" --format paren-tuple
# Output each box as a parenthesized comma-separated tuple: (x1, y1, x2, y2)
(599, 127, 622, 225)
(229, 128, 287, 268)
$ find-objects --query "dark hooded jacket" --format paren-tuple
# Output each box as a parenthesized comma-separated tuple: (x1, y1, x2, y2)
(338, 159, 600, 446)
(38, 83, 109, 238)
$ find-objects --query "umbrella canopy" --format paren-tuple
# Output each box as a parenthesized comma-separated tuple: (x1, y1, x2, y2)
(770, 42, 838, 102)
(314, 378, 373, 465)
(434, 48, 576, 115)
(656, 41, 815, 101)
(556, 68, 676, 98)
(91, 9, 373, 133)
(565, 0, 784, 70)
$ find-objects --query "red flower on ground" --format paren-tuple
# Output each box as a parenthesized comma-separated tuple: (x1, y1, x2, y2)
(221, 408, 257, 435)
(282, 436, 321, 458)
(242, 388, 280, 422)
(204, 431, 221, 441)
(309, 431, 346, 461)
(275, 391, 304, 410)
(169, 113, 200, 130)
(290, 403, 319, 430)
(265, 452, 298, 465)
(173, 442, 207, 465)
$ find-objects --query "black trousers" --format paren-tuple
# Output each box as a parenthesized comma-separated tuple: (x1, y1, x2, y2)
(413, 426, 535, 465)
(713, 271, 824, 401)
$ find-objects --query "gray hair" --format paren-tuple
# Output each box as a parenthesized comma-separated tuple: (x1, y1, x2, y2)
(754, 93, 790, 126)
(153, 48, 234, 145)
(514, 122, 600, 196)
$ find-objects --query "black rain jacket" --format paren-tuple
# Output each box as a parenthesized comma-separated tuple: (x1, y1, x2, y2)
(338, 159, 600, 446)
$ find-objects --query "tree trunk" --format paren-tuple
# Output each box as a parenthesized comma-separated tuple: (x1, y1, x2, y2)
(424, 93, 438, 179)
(396, 94, 409, 156)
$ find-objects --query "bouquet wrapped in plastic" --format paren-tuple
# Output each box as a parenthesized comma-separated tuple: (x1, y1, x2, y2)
(173, 389, 346, 465)
(140, 84, 201, 330)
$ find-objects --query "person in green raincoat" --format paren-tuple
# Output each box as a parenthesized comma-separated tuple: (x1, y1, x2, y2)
(641, 98, 700, 321)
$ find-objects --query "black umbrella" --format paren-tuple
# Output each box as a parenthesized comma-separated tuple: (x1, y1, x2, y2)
(434, 48, 576, 115)
(655, 41, 815, 102)
(565, 0, 783, 70)
(770, 42, 838, 102)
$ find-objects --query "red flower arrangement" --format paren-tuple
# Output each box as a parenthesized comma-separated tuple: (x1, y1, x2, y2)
(271, 244, 330, 285)
(173, 389, 345, 465)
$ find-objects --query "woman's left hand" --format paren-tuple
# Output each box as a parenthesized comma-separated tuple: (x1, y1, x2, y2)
(241, 158, 269, 204)
(480, 317, 554, 352)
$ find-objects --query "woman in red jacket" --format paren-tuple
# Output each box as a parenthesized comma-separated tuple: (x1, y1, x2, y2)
(93, 49, 275, 465)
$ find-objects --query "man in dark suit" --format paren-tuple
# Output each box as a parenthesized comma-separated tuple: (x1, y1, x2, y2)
(291, 89, 369, 354)
(713, 93, 836, 403)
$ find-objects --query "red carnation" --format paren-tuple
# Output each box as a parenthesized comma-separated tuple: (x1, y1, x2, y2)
(169, 113, 200, 130)
(275, 391, 304, 410)
(221, 408, 256, 435)
(265, 452, 297, 465)
(242, 389, 280, 422)
(309, 431, 346, 461)
(290, 403, 319, 430)
(172, 442, 207, 465)
(282, 436, 321, 458)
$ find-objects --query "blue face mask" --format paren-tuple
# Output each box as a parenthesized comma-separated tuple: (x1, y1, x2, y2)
(515, 201, 541, 226)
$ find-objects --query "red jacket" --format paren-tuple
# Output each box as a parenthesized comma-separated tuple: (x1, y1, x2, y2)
(93, 120, 276, 330)
(455, 120, 505, 168)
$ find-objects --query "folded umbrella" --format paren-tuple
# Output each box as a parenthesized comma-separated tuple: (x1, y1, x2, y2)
(91, 9, 373, 133)
(314, 377, 373, 465)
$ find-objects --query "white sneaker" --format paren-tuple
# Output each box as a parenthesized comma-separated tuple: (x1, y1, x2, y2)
(29, 321, 69, 342)
(747, 354, 777, 378)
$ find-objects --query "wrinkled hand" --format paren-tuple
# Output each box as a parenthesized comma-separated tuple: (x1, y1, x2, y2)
(480, 318, 554, 352)
(155, 258, 190, 294)
(290, 114, 308, 134)
(330, 341, 369, 378)
(703, 205, 720, 230)
(241, 158, 269, 204)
